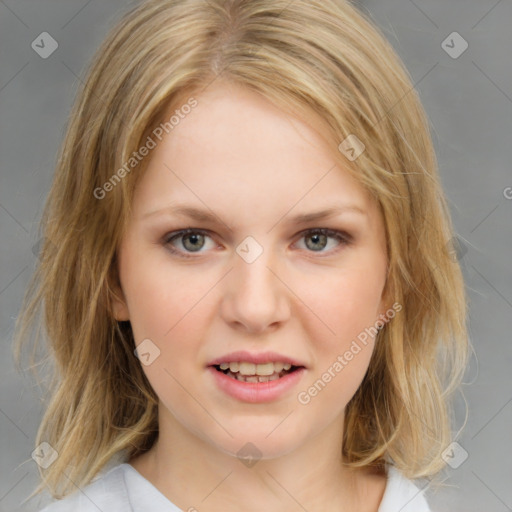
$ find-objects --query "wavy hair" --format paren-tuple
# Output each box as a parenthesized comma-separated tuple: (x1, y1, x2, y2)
(13, 0, 469, 499)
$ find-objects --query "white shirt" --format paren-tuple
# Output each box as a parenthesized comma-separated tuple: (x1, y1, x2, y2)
(38, 462, 431, 511)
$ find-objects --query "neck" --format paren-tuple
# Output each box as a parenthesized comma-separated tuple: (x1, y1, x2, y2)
(128, 407, 386, 512)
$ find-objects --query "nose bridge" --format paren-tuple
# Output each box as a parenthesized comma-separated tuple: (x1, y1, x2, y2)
(234, 234, 280, 298)
(221, 235, 289, 331)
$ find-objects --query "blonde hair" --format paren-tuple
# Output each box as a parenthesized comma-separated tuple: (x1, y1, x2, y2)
(14, 0, 469, 500)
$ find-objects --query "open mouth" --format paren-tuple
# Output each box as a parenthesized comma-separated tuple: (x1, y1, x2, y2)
(212, 362, 302, 383)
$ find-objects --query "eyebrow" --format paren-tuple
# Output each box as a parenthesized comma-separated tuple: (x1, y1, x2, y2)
(142, 204, 367, 225)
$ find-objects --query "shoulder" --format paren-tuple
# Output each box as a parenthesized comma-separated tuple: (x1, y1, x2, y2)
(37, 463, 130, 512)
(378, 465, 431, 512)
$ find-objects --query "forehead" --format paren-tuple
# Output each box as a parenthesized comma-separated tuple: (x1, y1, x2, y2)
(131, 82, 374, 221)
(169, 82, 330, 166)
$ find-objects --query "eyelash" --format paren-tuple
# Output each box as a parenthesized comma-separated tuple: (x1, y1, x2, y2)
(162, 227, 352, 259)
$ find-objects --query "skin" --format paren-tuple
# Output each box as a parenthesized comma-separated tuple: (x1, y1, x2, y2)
(111, 81, 391, 512)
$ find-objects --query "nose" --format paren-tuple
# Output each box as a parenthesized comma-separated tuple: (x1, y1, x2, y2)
(220, 243, 291, 334)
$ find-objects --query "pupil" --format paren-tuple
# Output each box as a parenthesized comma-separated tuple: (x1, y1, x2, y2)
(184, 233, 204, 251)
(307, 233, 326, 251)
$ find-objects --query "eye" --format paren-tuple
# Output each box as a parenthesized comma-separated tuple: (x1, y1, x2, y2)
(164, 228, 216, 258)
(163, 227, 352, 259)
(294, 228, 352, 255)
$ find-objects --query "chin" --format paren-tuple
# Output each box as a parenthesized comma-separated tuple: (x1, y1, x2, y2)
(198, 418, 309, 462)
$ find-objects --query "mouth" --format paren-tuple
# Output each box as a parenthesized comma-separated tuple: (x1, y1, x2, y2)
(211, 361, 303, 383)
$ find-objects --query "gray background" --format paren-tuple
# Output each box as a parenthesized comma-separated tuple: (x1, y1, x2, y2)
(1, 0, 511, 510)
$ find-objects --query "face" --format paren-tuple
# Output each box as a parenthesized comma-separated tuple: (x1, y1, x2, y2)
(111, 81, 390, 460)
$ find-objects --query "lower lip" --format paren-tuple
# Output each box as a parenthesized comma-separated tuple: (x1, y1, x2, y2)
(207, 366, 306, 403)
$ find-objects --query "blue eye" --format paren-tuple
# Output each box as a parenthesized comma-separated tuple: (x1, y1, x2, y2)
(297, 228, 352, 253)
(163, 228, 352, 259)
(164, 229, 214, 256)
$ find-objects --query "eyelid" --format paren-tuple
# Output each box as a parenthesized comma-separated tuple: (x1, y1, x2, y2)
(163, 228, 216, 256)
(163, 227, 353, 258)
(295, 227, 353, 244)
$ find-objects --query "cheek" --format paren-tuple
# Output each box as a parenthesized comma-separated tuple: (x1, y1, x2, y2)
(120, 257, 218, 402)
(122, 261, 211, 402)
(301, 264, 386, 348)
(120, 244, 208, 342)
(295, 269, 384, 413)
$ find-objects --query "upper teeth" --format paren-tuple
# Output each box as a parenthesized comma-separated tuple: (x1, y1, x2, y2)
(219, 362, 292, 375)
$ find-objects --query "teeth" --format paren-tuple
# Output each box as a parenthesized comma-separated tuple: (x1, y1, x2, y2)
(238, 362, 256, 375)
(228, 370, 284, 383)
(253, 362, 274, 376)
(222, 361, 295, 376)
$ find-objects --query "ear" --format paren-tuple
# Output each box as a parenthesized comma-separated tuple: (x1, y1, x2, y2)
(107, 261, 130, 321)
(110, 287, 130, 321)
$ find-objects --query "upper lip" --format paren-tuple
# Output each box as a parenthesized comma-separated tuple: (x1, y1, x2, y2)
(207, 350, 307, 368)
